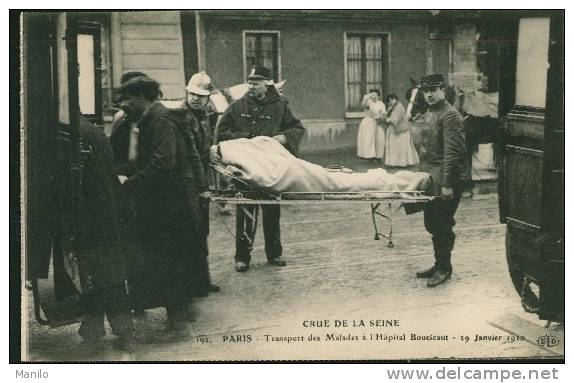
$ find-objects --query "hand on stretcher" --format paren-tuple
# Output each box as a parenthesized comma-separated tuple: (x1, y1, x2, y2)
(272, 134, 287, 145)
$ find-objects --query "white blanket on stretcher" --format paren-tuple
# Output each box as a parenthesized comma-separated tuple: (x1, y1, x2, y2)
(213, 137, 433, 195)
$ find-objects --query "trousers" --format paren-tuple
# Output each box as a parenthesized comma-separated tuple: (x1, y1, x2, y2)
(235, 204, 282, 263)
(423, 189, 462, 271)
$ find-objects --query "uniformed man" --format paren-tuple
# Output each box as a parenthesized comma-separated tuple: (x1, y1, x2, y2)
(217, 66, 305, 272)
(179, 71, 220, 296)
(416, 74, 469, 287)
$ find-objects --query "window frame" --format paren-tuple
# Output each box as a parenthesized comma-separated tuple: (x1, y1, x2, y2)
(344, 31, 391, 113)
(76, 21, 102, 125)
(242, 30, 281, 83)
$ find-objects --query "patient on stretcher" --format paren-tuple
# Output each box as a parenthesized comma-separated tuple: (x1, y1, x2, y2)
(210, 136, 435, 197)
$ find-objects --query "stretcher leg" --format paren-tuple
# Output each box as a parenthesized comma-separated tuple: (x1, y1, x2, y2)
(239, 205, 259, 247)
(370, 203, 394, 248)
(371, 203, 381, 240)
(387, 202, 394, 248)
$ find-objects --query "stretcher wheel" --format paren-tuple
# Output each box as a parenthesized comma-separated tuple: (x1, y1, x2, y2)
(374, 234, 381, 240)
(387, 241, 394, 248)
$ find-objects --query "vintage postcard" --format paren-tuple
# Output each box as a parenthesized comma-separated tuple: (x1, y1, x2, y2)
(18, 9, 564, 363)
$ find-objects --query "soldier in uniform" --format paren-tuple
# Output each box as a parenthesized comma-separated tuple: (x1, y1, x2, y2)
(178, 71, 220, 296)
(416, 74, 469, 287)
(217, 66, 305, 272)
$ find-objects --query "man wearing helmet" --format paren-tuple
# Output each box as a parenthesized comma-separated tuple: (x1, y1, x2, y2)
(179, 71, 220, 297)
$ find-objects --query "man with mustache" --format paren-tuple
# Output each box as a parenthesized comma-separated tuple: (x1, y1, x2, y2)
(217, 66, 305, 272)
(416, 74, 469, 287)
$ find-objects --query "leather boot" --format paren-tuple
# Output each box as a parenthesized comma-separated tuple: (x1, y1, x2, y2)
(416, 265, 436, 278)
(268, 256, 287, 266)
(427, 269, 452, 287)
(235, 261, 249, 272)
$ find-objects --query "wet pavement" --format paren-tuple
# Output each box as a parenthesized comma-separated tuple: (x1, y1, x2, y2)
(23, 189, 563, 361)
(22, 151, 563, 361)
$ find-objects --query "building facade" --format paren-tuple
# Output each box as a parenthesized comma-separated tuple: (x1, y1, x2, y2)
(46, 10, 504, 153)
(191, 10, 450, 152)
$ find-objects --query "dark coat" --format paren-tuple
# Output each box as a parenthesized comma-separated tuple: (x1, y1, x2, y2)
(121, 102, 207, 308)
(123, 102, 207, 230)
(77, 116, 129, 289)
(419, 99, 469, 193)
(217, 85, 305, 155)
(178, 102, 214, 172)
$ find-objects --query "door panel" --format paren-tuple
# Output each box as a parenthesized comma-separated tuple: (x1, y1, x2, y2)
(504, 145, 543, 229)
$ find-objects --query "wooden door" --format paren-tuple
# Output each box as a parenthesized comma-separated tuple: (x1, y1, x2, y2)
(499, 12, 564, 321)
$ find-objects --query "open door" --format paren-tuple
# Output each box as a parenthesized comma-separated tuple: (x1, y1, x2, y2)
(25, 12, 103, 327)
(499, 12, 564, 321)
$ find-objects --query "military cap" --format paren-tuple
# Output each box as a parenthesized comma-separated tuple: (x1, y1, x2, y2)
(247, 66, 272, 81)
(420, 74, 446, 89)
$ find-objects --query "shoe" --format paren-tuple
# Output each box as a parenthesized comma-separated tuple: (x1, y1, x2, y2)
(79, 337, 108, 354)
(192, 289, 208, 298)
(185, 306, 197, 323)
(113, 337, 136, 352)
(427, 269, 452, 287)
(194, 284, 221, 297)
(235, 261, 249, 272)
(162, 323, 192, 342)
(80, 336, 105, 349)
(207, 284, 221, 293)
(268, 256, 287, 266)
(132, 309, 147, 319)
(416, 265, 436, 278)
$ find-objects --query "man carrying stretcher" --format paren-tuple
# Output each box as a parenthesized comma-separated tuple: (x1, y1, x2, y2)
(217, 66, 305, 272)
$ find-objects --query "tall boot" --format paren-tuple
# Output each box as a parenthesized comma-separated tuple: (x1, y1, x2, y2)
(427, 249, 453, 287)
(416, 239, 440, 278)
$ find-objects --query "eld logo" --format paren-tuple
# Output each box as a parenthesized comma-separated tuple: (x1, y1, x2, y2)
(537, 334, 559, 348)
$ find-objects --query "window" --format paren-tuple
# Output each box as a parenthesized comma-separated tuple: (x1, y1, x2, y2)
(515, 18, 550, 108)
(345, 33, 389, 110)
(76, 21, 102, 124)
(244, 31, 280, 82)
(77, 33, 97, 116)
(476, 22, 502, 93)
(76, 14, 114, 125)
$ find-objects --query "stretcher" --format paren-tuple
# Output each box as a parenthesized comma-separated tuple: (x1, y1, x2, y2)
(210, 165, 435, 248)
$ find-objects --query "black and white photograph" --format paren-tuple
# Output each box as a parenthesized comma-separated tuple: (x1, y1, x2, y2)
(14, 8, 565, 365)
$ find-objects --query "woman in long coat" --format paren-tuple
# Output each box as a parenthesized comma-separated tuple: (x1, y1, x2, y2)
(356, 90, 386, 162)
(384, 93, 419, 167)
